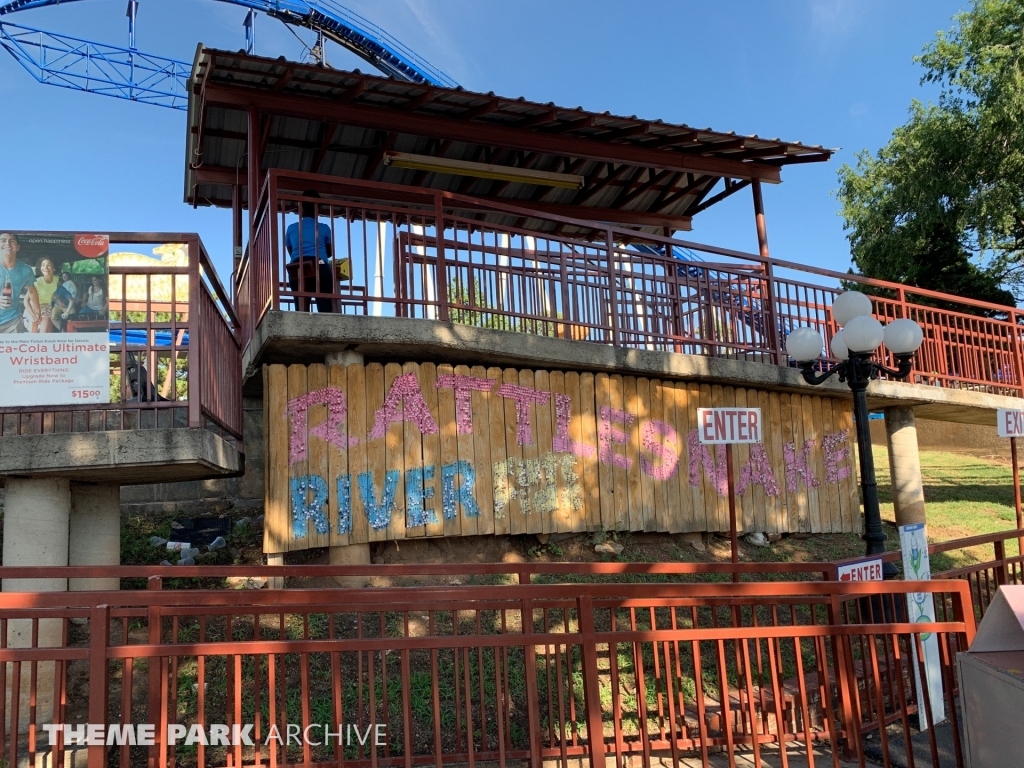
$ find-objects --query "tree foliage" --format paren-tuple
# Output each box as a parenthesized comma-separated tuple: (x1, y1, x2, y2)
(836, 0, 1024, 308)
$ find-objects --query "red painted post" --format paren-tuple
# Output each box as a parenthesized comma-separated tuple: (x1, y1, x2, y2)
(751, 179, 782, 363)
(87, 604, 110, 768)
(606, 228, 619, 347)
(727, 444, 739, 581)
(187, 237, 202, 429)
(434, 194, 450, 322)
(146, 577, 163, 768)
(576, 596, 606, 768)
(520, 597, 542, 768)
(994, 539, 1009, 586)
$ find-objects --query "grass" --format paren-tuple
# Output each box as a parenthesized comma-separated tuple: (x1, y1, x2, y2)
(871, 446, 1022, 571)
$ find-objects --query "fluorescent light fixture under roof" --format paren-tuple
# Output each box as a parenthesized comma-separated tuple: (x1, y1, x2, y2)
(383, 151, 584, 189)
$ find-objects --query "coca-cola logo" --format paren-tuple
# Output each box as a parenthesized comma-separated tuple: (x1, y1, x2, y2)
(74, 234, 109, 259)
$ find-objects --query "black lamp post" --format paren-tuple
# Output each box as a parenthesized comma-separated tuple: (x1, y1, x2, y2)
(785, 292, 924, 577)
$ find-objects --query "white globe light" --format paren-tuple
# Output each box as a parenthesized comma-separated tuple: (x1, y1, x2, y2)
(843, 315, 885, 352)
(830, 329, 849, 361)
(785, 326, 824, 362)
(832, 291, 874, 327)
(883, 318, 924, 354)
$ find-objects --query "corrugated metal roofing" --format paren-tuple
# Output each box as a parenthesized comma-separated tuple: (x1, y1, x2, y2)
(186, 47, 835, 236)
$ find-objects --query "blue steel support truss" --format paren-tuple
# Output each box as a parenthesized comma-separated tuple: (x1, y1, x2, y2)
(0, 21, 190, 108)
(0, 0, 456, 111)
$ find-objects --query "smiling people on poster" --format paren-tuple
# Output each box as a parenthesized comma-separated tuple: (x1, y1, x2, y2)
(0, 232, 40, 333)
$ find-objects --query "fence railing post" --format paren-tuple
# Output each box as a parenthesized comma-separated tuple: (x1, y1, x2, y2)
(520, 596, 542, 768)
(994, 539, 1009, 586)
(187, 238, 202, 429)
(606, 228, 619, 347)
(577, 595, 606, 768)
(434, 194, 449, 323)
(146, 577, 163, 768)
(87, 604, 110, 768)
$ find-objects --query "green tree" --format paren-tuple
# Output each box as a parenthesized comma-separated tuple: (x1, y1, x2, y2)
(836, 0, 1024, 310)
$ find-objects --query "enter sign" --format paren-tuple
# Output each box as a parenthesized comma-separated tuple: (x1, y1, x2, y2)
(697, 408, 763, 444)
(997, 409, 1024, 438)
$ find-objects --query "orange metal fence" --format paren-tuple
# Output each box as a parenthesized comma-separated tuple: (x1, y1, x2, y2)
(0, 233, 244, 444)
(836, 527, 1024, 621)
(237, 170, 1024, 397)
(0, 567, 974, 768)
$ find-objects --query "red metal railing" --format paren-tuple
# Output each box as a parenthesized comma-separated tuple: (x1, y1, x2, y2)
(0, 570, 974, 768)
(236, 170, 1024, 397)
(0, 233, 244, 445)
(836, 527, 1024, 621)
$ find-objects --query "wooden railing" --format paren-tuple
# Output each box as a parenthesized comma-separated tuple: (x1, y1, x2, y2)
(0, 233, 244, 445)
(237, 170, 1024, 397)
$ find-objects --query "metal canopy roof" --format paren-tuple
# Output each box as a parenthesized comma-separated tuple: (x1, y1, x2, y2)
(186, 47, 834, 235)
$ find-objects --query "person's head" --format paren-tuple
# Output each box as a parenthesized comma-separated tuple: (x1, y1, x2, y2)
(91, 275, 102, 289)
(300, 190, 321, 219)
(61, 271, 72, 281)
(39, 258, 54, 277)
(0, 233, 19, 265)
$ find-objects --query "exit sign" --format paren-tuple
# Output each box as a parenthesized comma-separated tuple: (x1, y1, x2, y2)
(697, 408, 763, 444)
(997, 409, 1024, 438)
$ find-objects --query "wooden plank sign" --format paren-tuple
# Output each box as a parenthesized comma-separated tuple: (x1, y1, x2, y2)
(263, 362, 860, 553)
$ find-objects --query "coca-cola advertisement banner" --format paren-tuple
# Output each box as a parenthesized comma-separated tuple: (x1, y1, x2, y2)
(0, 232, 110, 406)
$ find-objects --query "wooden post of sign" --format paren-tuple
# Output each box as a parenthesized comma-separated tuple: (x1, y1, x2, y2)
(725, 444, 739, 582)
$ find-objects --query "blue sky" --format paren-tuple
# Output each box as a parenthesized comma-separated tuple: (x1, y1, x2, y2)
(0, 0, 969, 283)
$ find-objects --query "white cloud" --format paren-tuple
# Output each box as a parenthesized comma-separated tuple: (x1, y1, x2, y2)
(808, 0, 868, 48)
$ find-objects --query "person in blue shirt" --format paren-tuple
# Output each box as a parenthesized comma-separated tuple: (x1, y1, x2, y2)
(0, 232, 40, 333)
(285, 191, 336, 313)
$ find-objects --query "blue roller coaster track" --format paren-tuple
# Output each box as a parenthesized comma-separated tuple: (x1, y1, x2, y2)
(0, 1, 717, 280)
(0, 0, 458, 112)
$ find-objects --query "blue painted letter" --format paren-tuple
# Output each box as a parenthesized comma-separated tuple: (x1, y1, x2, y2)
(358, 470, 400, 531)
(406, 465, 438, 528)
(336, 474, 352, 534)
(441, 461, 481, 519)
(290, 475, 329, 538)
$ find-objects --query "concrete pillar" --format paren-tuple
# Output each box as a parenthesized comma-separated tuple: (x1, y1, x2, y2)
(267, 552, 285, 590)
(325, 349, 364, 366)
(884, 406, 927, 526)
(68, 483, 121, 591)
(2, 478, 71, 734)
(329, 542, 372, 587)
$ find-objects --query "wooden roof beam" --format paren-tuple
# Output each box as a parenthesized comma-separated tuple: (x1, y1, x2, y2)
(688, 178, 752, 215)
(271, 69, 294, 92)
(616, 168, 675, 208)
(604, 123, 651, 141)
(648, 171, 687, 210)
(201, 83, 783, 182)
(401, 89, 438, 111)
(361, 131, 399, 180)
(310, 123, 338, 175)
(606, 166, 649, 209)
(546, 114, 595, 134)
(461, 99, 501, 120)
(648, 131, 700, 148)
(512, 109, 559, 130)
(653, 174, 713, 212)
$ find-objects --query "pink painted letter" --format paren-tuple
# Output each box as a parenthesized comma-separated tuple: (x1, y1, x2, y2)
(639, 419, 679, 480)
(436, 374, 495, 434)
(367, 373, 439, 439)
(496, 383, 550, 446)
